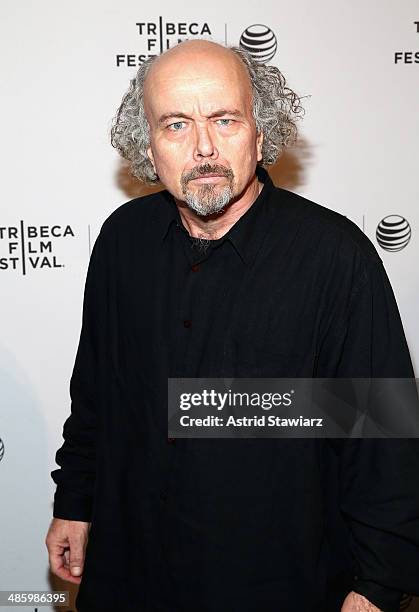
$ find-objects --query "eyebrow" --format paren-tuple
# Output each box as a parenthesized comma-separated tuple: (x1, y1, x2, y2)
(157, 109, 244, 126)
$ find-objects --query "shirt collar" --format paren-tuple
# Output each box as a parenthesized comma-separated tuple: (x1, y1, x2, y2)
(160, 165, 275, 266)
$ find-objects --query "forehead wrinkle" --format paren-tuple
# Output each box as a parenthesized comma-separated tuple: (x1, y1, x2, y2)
(147, 79, 251, 124)
(144, 50, 254, 124)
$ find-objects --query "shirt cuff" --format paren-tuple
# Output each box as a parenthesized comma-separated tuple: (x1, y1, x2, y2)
(53, 488, 93, 522)
(352, 578, 403, 612)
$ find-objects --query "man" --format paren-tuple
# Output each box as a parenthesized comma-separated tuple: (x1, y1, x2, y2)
(46, 40, 419, 612)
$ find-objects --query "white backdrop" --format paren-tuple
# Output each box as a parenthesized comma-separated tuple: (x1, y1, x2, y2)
(1, 1, 418, 610)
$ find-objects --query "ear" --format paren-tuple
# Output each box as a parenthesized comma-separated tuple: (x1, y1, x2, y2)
(256, 130, 264, 162)
(147, 145, 156, 173)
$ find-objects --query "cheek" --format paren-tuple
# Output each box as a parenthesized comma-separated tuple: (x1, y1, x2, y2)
(151, 145, 186, 194)
(224, 132, 258, 159)
(153, 147, 180, 175)
(153, 138, 189, 169)
(227, 142, 258, 172)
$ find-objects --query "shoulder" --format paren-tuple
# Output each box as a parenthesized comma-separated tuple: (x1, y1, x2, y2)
(271, 185, 382, 267)
(99, 189, 173, 240)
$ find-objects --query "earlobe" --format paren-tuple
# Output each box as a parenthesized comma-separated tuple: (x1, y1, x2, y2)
(256, 131, 264, 162)
(147, 146, 156, 172)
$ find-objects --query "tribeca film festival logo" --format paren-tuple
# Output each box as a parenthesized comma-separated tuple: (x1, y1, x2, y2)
(115, 19, 278, 67)
(0, 222, 75, 274)
(116, 18, 216, 67)
(394, 20, 419, 64)
(376, 215, 411, 252)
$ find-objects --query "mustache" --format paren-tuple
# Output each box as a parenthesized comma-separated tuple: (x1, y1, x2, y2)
(182, 163, 234, 183)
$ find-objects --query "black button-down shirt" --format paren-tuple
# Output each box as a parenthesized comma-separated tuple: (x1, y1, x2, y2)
(51, 166, 419, 612)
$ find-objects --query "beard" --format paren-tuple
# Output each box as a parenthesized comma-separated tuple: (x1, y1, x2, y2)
(180, 163, 235, 216)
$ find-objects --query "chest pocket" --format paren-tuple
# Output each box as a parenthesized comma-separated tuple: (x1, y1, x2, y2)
(221, 271, 320, 378)
(226, 327, 317, 378)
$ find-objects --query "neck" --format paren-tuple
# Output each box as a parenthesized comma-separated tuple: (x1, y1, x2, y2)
(175, 174, 263, 240)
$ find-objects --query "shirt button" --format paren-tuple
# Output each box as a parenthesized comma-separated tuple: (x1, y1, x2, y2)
(183, 319, 192, 328)
(191, 264, 200, 272)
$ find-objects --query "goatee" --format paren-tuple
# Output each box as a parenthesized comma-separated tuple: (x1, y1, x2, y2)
(181, 163, 235, 216)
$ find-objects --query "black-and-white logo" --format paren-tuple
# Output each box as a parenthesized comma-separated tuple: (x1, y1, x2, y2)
(116, 18, 217, 67)
(0, 437, 4, 462)
(239, 24, 278, 63)
(376, 215, 411, 252)
(0, 222, 75, 274)
(394, 21, 419, 64)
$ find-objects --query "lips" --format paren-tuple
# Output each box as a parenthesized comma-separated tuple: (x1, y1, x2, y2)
(196, 174, 224, 178)
(191, 174, 225, 179)
(182, 164, 233, 187)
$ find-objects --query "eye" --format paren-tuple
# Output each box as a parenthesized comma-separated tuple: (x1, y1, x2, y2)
(168, 121, 186, 131)
(216, 118, 233, 126)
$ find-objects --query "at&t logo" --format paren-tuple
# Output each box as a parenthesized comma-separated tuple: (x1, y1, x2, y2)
(376, 215, 411, 252)
(239, 24, 278, 63)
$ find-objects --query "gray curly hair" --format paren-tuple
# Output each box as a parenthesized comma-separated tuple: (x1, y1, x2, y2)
(110, 43, 304, 184)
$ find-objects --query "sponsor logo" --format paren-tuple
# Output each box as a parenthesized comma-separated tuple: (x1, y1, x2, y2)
(116, 18, 218, 67)
(0, 222, 75, 274)
(394, 21, 419, 64)
(239, 24, 278, 63)
(376, 215, 411, 251)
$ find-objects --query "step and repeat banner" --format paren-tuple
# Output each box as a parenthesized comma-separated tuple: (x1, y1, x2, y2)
(1, 1, 418, 610)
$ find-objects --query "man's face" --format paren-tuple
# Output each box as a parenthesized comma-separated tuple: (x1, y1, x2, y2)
(144, 46, 263, 216)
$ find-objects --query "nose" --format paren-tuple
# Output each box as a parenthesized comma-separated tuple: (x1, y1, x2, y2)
(193, 124, 219, 161)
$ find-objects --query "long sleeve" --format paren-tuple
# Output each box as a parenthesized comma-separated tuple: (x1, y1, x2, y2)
(51, 225, 110, 522)
(317, 256, 419, 612)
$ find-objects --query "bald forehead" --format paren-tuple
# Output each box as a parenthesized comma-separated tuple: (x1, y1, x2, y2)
(144, 41, 252, 100)
(149, 40, 245, 71)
